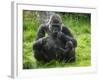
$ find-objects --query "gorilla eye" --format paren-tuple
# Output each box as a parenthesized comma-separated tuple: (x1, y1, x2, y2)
(51, 26, 60, 32)
(52, 24, 60, 28)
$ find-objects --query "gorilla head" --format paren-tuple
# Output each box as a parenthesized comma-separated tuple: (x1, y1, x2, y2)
(48, 14, 62, 38)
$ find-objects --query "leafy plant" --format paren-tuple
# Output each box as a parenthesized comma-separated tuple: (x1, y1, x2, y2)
(23, 11, 91, 69)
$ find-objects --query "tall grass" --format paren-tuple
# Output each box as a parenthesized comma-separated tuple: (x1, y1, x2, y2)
(23, 11, 91, 69)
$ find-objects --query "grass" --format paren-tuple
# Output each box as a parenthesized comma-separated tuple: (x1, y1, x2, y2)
(23, 11, 91, 69)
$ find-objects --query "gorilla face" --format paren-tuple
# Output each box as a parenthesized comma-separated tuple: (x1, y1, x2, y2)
(51, 24, 61, 32)
(50, 24, 61, 38)
(49, 14, 62, 38)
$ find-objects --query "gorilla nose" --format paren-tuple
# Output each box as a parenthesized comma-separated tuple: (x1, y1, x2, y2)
(54, 31, 58, 34)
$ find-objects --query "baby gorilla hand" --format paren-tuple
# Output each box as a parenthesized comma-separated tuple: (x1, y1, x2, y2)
(65, 41, 73, 50)
(57, 32, 64, 38)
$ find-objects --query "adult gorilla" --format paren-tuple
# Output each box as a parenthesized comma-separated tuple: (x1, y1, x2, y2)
(33, 14, 77, 63)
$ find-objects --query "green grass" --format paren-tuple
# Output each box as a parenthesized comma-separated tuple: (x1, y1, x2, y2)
(23, 11, 91, 69)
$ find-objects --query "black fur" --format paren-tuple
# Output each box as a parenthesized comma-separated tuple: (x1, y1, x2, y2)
(33, 14, 77, 63)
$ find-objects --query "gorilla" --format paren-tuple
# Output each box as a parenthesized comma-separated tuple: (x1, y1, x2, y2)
(32, 14, 77, 63)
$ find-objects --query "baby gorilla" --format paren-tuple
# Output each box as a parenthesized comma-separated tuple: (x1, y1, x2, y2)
(33, 14, 77, 63)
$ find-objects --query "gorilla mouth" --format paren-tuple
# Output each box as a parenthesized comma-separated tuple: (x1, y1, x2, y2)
(52, 32, 58, 38)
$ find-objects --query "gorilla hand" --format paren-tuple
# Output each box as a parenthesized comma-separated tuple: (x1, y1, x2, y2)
(33, 37, 47, 48)
(65, 41, 73, 49)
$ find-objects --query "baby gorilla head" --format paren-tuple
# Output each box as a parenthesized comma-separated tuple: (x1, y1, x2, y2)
(49, 14, 62, 38)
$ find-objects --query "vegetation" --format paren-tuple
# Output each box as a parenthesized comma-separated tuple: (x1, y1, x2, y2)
(23, 10, 91, 69)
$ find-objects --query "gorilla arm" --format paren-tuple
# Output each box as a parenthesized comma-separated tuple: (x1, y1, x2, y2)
(36, 24, 47, 40)
(58, 26, 77, 48)
(33, 24, 47, 50)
